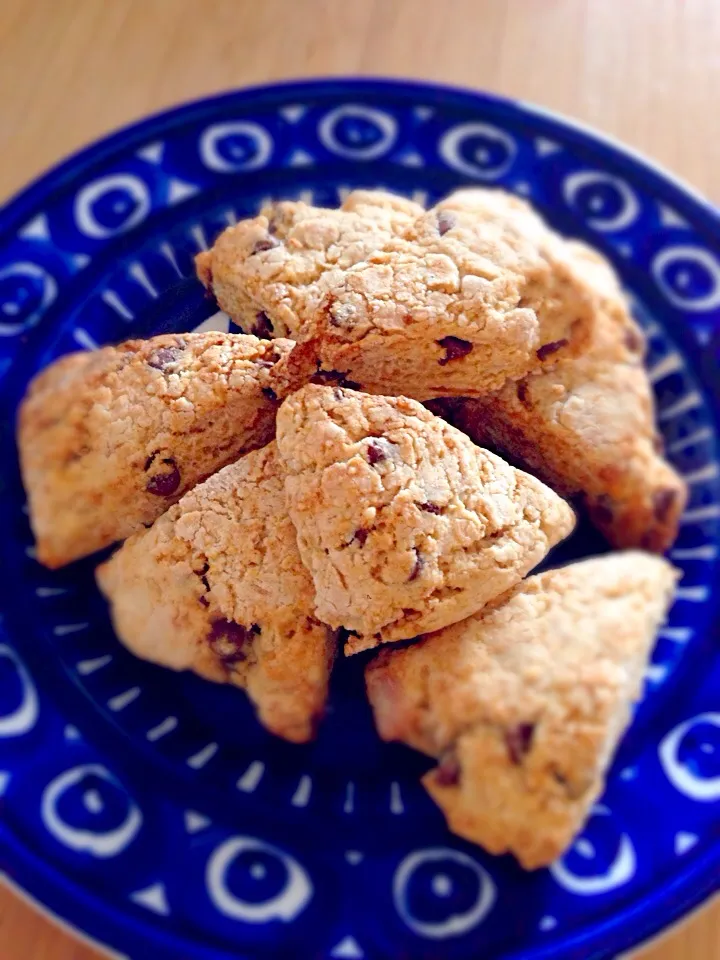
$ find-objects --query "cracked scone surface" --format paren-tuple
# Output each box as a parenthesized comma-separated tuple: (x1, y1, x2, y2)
(366, 552, 678, 868)
(96, 443, 336, 743)
(276, 384, 575, 652)
(278, 188, 599, 401)
(18, 332, 292, 568)
(446, 241, 687, 551)
(195, 189, 424, 339)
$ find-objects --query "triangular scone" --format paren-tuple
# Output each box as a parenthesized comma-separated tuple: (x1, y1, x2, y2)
(97, 443, 336, 743)
(276, 188, 599, 401)
(195, 190, 424, 339)
(366, 552, 678, 869)
(18, 332, 292, 568)
(445, 242, 687, 551)
(276, 385, 575, 653)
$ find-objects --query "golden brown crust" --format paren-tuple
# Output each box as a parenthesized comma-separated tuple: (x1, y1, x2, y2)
(18, 332, 292, 567)
(96, 443, 337, 743)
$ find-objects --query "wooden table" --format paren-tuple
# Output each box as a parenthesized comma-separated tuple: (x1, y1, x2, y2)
(1, 1, 718, 957)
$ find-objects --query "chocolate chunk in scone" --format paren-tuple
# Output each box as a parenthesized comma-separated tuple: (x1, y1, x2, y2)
(96, 443, 337, 743)
(18, 332, 292, 568)
(366, 552, 678, 869)
(445, 241, 687, 552)
(274, 188, 600, 401)
(275, 384, 575, 653)
(195, 190, 424, 339)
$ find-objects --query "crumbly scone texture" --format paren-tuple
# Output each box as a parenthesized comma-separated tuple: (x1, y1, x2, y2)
(274, 188, 601, 401)
(96, 443, 337, 743)
(276, 384, 575, 652)
(18, 332, 292, 568)
(365, 552, 678, 868)
(195, 190, 424, 339)
(445, 241, 687, 551)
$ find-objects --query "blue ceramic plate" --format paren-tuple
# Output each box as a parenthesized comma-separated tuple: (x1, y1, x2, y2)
(0, 80, 718, 960)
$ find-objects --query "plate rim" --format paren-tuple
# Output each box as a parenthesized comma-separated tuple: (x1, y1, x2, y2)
(0, 76, 719, 960)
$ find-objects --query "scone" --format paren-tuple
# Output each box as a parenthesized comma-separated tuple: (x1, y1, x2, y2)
(444, 242, 687, 551)
(18, 332, 292, 568)
(366, 552, 678, 868)
(274, 188, 600, 401)
(276, 384, 575, 653)
(96, 443, 336, 743)
(195, 190, 424, 339)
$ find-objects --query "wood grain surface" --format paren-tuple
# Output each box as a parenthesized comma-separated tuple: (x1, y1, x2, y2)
(0, 1, 718, 957)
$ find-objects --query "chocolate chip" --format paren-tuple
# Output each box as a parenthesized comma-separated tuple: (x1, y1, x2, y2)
(252, 311, 273, 338)
(409, 549, 424, 581)
(624, 327, 645, 354)
(252, 235, 280, 254)
(435, 750, 460, 786)
(536, 339, 569, 362)
(437, 336, 473, 366)
(310, 369, 361, 390)
(208, 620, 260, 665)
(437, 210, 457, 236)
(419, 502, 442, 514)
(262, 386, 278, 401)
(146, 459, 181, 497)
(516, 379, 531, 406)
(354, 529, 369, 546)
(198, 595, 210, 608)
(367, 441, 386, 464)
(653, 487, 678, 523)
(505, 723, 535, 764)
(147, 344, 185, 370)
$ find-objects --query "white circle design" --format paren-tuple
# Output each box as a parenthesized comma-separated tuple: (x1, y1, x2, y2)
(659, 712, 720, 801)
(318, 105, 397, 160)
(438, 122, 517, 180)
(550, 807, 636, 895)
(393, 847, 496, 939)
(562, 171, 640, 232)
(0, 644, 39, 736)
(206, 836, 313, 923)
(41, 764, 143, 857)
(652, 246, 720, 312)
(0, 261, 57, 337)
(74, 174, 151, 239)
(199, 122, 273, 173)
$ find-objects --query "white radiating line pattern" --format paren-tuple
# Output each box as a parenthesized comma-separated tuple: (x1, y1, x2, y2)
(236, 760, 265, 792)
(659, 627, 693, 643)
(645, 664, 668, 684)
(108, 687, 141, 712)
(223, 208, 237, 225)
(343, 781, 355, 814)
(659, 391, 703, 421)
(76, 654, 112, 676)
(53, 622, 88, 637)
(128, 262, 159, 297)
(649, 351, 683, 384)
(190, 224, 208, 251)
(291, 775, 312, 808)
(671, 545, 718, 561)
(25, 546, 37, 559)
(390, 781, 405, 814)
(675, 585, 710, 602)
(681, 504, 720, 524)
(682, 462, 719, 485)
(35, 586, 67, 597)
(146, 716, 178, 741)
(668, 428, 713, 454)
(297, 189, 315, 205)
(159, 241, 183, 277)
(101, 290, 134, 320)
(73, 327, 100, 350)
(335, 186, 351, 202)
(187, 742, 219, 769)
(412, 188, 429, 206)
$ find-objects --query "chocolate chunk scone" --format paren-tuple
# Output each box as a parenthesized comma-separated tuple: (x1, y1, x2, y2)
(275, 188, 599, 401)
(195, 189, 424, 339)
(444, 242, 687, 551)
(276, 384, 575, 653)
(97, 443, 337, 743)
(366, 552, 678, 868)
(18, 332, 292, 567)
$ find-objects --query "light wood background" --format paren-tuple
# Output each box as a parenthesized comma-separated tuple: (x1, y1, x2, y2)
(1, 0, 718, 957)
